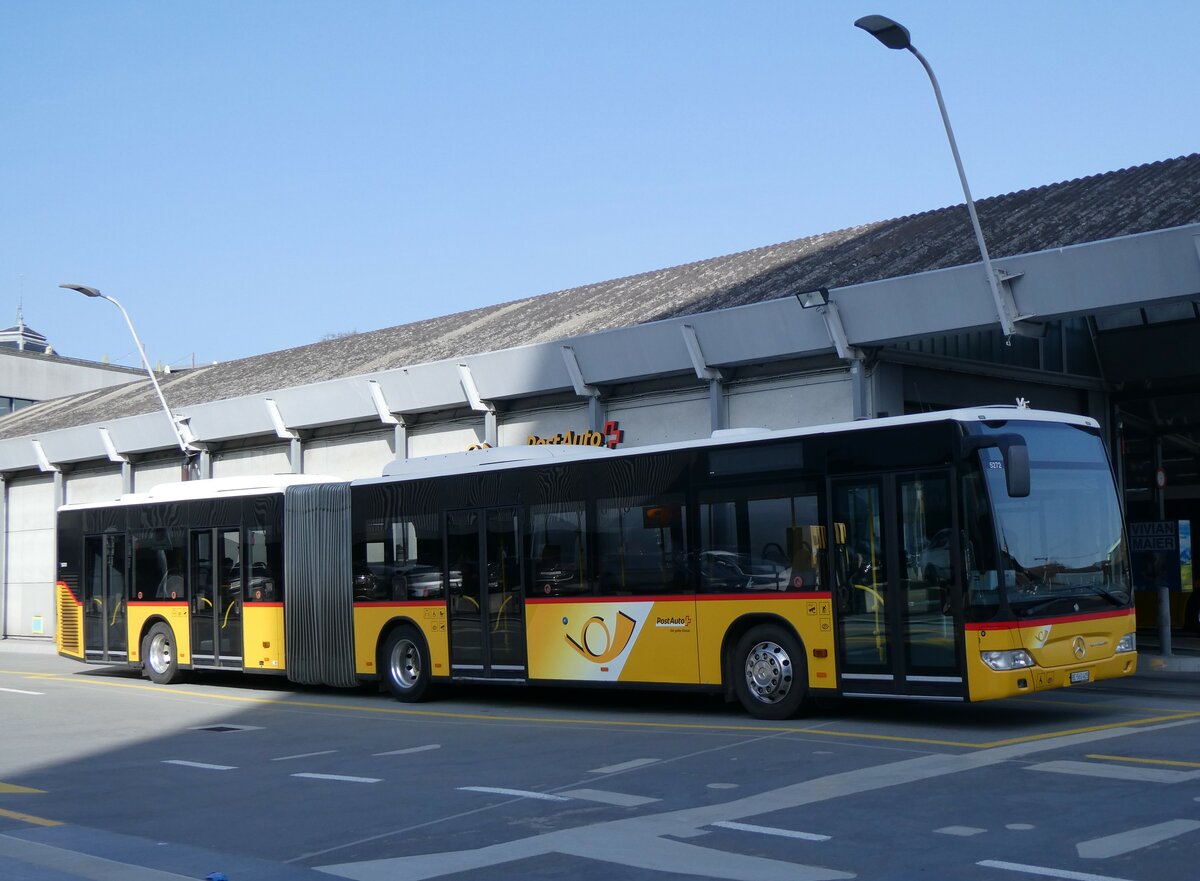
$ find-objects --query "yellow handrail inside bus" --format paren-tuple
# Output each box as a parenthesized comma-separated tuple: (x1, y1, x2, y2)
(492, 593, 512, 632)
(854, 584, 887, 661)
(222, 602, 236, 629)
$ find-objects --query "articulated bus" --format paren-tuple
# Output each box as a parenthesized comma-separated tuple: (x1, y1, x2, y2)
(55, 407, 1136, 719)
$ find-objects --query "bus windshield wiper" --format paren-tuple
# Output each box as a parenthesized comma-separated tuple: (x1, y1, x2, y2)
(1014, 582, 1128, 616)
(1078, 583, 1129, 606)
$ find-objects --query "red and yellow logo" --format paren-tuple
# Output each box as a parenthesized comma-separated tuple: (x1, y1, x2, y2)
(565, 611, 637, 664)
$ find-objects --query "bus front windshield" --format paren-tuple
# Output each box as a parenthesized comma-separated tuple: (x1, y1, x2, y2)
(979, 421, 1130, 619)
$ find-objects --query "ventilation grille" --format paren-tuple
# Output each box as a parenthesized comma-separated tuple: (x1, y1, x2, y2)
(57, 579, 82, 657)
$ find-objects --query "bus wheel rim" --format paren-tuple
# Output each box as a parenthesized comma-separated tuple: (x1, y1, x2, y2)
(391, 639, 420, 689)
(745, 641, 792, 703)
(151, 633, 172, 673)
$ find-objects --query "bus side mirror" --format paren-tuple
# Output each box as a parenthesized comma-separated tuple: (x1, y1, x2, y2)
(962, 433, 1030, 498)
(1002, 441, 1030, 498)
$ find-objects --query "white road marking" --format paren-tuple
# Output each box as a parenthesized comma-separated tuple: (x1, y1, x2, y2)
(1025, 760, 1200, 783)
(317, 721, 1195, 881)
(706, 783, 738, 789)
(0, 687, 43, 695)
(1007, 824, 1036, 831)
(712, 820, 830, 842)
(163, 760, 236, 771)
(589, 758, 658, 774)
(1076, 819, 1200, 859)
(458, 786, 570, 802)
(560, 788, 660, 807)
(978, 859, 1134, 881)
(273, 750, 338, 762)
(375, 744, 441, 756)
(935, 825, 986, 836)
(293, 773, 381, 784)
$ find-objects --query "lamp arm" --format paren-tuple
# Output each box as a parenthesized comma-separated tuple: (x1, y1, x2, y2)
(103, 293, 194, 456)
(908, 45, 1017, 339)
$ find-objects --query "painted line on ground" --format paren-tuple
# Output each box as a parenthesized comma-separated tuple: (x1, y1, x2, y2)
(162, 760, 236, 771)
(293, 773, 381, 783)
(560, 788, 660, 807)
(0, 782, 45, 794)
(711, 820, 830, 841)
(1087, 752, 1200, 769)
(272, 750, 338, 761)
(1025, 759, 1200, 783)
(978, 859, 1133, 881)
(0, 686, 43, 695)
(0, 807, 61, 827)
(935, 825, 986, 836)
(458, 786, 570, 802)
(375, 744, 441, 756)
(32, 671, 1200, 752)
(308, 718, 1178, 875)
(590, 758, 659, 774)
(1076, 819, 1200, 858)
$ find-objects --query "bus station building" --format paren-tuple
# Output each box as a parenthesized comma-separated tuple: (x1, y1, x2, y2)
(2, 153, 1199, 641)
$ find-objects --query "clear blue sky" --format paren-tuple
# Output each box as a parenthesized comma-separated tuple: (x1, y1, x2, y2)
(2, 1, 1197, 370)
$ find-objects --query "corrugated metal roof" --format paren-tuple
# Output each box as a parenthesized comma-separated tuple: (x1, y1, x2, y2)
(3, 153, 1198, 441)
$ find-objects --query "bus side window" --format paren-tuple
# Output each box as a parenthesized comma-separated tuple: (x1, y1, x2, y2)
(697, 491, 821, 593)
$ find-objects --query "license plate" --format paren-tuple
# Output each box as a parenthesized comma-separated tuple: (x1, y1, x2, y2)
(1070, 670, 1091, 684)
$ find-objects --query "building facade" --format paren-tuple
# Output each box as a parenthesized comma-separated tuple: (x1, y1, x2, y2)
(2, 155, 1199, 639)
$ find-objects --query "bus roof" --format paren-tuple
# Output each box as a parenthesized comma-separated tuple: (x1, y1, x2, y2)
(58, 407, 1097, 509)
(58, 473, 336, 512)
(355, 405, 1098, 487)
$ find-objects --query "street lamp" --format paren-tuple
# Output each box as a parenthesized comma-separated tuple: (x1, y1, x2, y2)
(59, 284, 199, 474)
(854, 14, 1025, 339)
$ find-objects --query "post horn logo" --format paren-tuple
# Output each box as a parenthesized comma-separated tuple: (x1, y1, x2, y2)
(1072, 635, 1087, 660)
(565, 611, 637, 664)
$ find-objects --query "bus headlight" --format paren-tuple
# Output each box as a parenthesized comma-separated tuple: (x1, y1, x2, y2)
(1115, 633, 1136, 653)
(981, 649, 1035, 671)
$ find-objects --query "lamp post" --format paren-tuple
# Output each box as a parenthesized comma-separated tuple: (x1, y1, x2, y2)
(59, 284, 198, 476)
(854, 14, 1023, 340)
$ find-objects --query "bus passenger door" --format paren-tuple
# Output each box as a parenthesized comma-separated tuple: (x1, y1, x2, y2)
(832, 472, 963, 698)
(446, 507, 527, 680)
(190, 528, 244, 669)
(83, 534, 128, 662)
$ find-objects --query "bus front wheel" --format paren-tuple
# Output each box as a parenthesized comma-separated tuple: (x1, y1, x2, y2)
(732, 624, 807, 720)
(142, 622, 182, 685)
(381, 626, 433, 702)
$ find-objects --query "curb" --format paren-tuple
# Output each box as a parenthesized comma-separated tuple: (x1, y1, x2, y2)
(0, 636, 57, 655)
(1143, 653, 1200, 674)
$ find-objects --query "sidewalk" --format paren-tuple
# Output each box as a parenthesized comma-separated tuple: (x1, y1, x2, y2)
(0, 635, 57, 654)
(1134, 628, 1200, 675)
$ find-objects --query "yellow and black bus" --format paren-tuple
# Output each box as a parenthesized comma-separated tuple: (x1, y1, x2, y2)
(55, 407, 1137, 719)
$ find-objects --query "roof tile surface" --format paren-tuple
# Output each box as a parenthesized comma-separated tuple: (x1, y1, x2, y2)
(3, 154, 1199, 440)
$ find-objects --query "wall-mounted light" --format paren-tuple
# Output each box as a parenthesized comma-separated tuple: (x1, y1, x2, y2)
(795, 287, 830, 309)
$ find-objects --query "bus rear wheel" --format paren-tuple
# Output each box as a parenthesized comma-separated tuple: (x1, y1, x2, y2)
(381, 626, 433, 702)
(732, 624, 807, 720)
(142, 622, 182, 685)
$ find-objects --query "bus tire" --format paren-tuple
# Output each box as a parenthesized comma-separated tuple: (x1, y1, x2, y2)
(731, 624, 807, 720)
(381, 626, 433, 702)
(142, 622, 182, 685)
